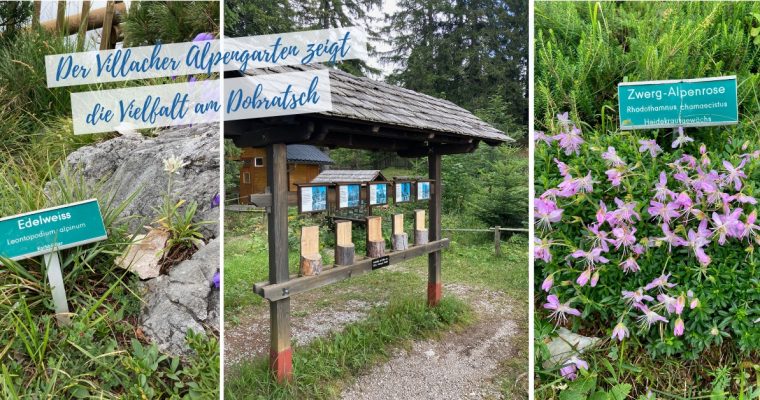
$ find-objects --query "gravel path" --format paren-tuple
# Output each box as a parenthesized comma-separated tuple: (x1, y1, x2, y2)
(340, 284, 521, 400)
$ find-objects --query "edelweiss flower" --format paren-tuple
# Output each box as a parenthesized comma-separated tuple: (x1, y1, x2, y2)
(163, 154, 190, 174)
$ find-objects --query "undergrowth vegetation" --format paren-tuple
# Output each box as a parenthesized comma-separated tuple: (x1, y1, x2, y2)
(535, 2, 760, 399)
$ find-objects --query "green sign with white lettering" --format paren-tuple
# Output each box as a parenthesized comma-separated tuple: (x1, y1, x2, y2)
(618, 76, 738, 130)
(0, 199, 107, 261)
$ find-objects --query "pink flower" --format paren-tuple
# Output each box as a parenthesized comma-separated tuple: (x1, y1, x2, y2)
(638, 139, 662, 158)
(644, 274, 677, 291)
(602, 146, 626, 167)
(672, 127, 694, 148)
(637, 304, 669, 329)
(535, 130, 554, 145)
(722, 159, 747, 191)
(674, 318, 685, 336)
(611, 322, 629, 341)
(657, 293, 678, 314)
(612, 226, 636, 250)
(660, 224, 686, 252)
(587, 223, 613, 252)
(653, 172, 673, 202)
(571, 248, 609, 267)
(590, 271, 600, 287)
(576, 268, 592, 286)
(606, 168, 623, 186)
(559, 357, 589, 381)
(711, 207, 744, 245)
(648, 200, 680, 223)
(619, 257, 640, 273)
(622, 288, 654, 304)
(554, 158, 570, 177)
(544, 294, 582, 323)
(612, 198, 640, 224)
(535, 198, 563, 230)
(554, 126, 585, 156)
(541, 275, 554, 292)
(675, 294, 686, 315)
(534, 237, 553, 263)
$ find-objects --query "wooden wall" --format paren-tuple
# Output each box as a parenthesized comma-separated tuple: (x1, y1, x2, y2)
(238, 147, 320, 204)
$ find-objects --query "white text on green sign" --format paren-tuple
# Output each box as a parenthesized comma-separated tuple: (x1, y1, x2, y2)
(0, 199, 108, 261)
(618, 76, 738, 130)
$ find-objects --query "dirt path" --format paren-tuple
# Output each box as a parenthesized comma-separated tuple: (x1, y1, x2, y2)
(339, 283, 521, 400)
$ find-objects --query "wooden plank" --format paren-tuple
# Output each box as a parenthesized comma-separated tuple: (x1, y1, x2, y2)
(300, 226, 319, 256)
(494, 225, 502, 256)
(428, 153, 443, 306)
(336, 221, 352, 246)
(77, 1, 91, 51)
(41, 2, 126, 35)
(254, 239, 451, 301)
(267, 143, 292, 382)
(33, 1, 41, 28)
(367, 216, 382, 242)
(392, 214, 404, 235)
(415, 209, 426, 231)
(56, 0, 66, 33)
(99, 1, 115, 51)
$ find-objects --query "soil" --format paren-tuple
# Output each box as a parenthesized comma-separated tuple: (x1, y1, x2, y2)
(339, 283, 522, 400)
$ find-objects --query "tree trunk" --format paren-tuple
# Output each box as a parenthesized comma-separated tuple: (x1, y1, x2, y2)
(300, 254, 322, 276)
(415, 229, 429, 245)
(335, 244, 355, 265)
(367, 240, 385, 258)
(392, 233, 408, 251)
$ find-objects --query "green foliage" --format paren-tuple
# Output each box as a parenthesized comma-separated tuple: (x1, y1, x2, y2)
(224, 0, 294, 37)
(535, 1, 760, 131)
(224, 139, 243, 203)
(384, 0, 528, 125)
(122, 1, 220, 46)
(0, 1, 32, 42)
(225, 296, 472, 399)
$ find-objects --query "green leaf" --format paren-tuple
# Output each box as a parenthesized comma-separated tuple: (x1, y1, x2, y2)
(609, 384, 632, 400)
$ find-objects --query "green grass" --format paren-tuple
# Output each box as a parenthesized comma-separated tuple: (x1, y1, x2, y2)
(225, 295, 473, 400)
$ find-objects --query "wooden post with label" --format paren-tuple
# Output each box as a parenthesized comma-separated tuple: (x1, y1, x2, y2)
(267, 143, 292, 382)
(428, 153, 442, 306)
(335, 221, 355, 265)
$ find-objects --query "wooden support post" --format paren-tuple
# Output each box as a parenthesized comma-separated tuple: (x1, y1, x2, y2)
(99, 1, 115, 51)
(335, 221, 355, 265)
(299, 226, 322, 276)
(428, 154, 442, 306)
(77, 1, 91, 51)
(494, 226, 502, 256)
(33, 1, 41, 28)
(366, 216, 385, 257)
(56, 0, 66, 34)
(267, 143, 292, 383)
(392, 214, 408, 251)
(414, 209, 429, 245)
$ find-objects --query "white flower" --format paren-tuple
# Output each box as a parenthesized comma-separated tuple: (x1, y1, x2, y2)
(163, 154, 189, 175)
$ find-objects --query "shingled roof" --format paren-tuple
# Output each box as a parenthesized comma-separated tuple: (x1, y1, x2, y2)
(311, 169, 386, 183)
(286, 144, 333, 165)
(226, 64, 512, 154)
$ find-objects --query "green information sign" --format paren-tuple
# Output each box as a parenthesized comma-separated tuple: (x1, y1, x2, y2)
(618, 76, 738, 130)
(0, 199, 107, 261)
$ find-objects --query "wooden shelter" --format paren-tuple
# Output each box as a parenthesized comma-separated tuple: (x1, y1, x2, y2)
(237, 144, 333, 204)
(225, 64, 511, 382)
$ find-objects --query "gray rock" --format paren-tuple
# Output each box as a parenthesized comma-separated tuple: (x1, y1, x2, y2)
(139, 238, 220, 356)
(62, 124, 220, 238)
(542, 327, 599, 368)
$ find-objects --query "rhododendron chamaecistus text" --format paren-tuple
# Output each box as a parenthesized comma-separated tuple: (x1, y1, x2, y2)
(535, 113, 760, 377)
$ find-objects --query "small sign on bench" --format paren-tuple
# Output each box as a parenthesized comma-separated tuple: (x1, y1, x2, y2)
(371, 256, 390, 270)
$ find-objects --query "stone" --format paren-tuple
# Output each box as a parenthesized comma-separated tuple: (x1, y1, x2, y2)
(115, 227, 169, 280)
(139, 238, 220, 356)
(61, 123, 220, 239)
(542, 327, 599, 368)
